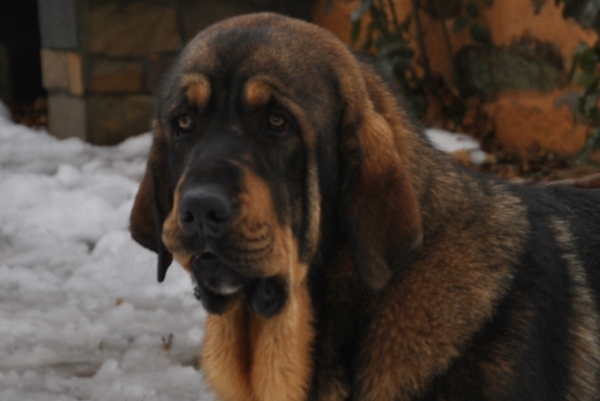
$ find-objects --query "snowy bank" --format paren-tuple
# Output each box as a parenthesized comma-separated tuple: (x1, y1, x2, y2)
(0, 114, 216, 401)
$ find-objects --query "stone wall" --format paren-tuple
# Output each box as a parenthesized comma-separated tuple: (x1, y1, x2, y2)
(39, 0, 314, 145)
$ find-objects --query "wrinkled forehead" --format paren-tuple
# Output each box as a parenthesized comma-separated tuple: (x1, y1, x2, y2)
(157, 14, 341, 119)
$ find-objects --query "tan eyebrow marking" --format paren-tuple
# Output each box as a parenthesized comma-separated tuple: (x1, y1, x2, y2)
(244, 78, 273, 108)
(181, 73, 211, 109)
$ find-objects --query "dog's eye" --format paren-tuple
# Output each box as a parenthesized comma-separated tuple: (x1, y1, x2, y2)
(175, 115, 193, 137)
(267, 114, 288, 133)
(178, 115, 193, 130)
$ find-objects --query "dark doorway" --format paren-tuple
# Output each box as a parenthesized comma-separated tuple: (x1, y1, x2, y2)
(0, 0, 45, 104)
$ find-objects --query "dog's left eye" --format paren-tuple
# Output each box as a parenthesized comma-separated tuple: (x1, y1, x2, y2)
(174, 115, 193, 137)
(267, 114, 288, 134)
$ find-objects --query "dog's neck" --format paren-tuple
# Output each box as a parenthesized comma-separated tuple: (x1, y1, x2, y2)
(201, 275, 315, 401)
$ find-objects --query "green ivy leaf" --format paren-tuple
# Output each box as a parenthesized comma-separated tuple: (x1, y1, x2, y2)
(350, 19, 362, 44)
(350, 0, 373, 42)
(469, 21, 492, 44)
(593, 136, 600, 150)
(453, 16, 469, 32)
(573, 70, 597, 87)
(583, 93, 599, 115)
(399, 14, 412, 31)
(579, 48, 599, 73)
(466, 2, 480, 18)
(353, 0, 373, 19)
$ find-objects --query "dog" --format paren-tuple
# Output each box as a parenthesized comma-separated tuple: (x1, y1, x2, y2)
(129, 12, 600, 401)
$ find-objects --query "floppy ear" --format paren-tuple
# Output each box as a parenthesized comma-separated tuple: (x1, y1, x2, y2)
(130, 133, 173, 282)
(339, 106, 423, 291)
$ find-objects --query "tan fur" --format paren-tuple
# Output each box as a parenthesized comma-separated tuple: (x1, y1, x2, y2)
(181, 73, 211, 109)
(244, 78, 273, 108)
(350, 178, 527, 400)
(355, 246, 516, 400)
(202, 259, 314, 401)
(234, 170, 297, 278)
(161, 181, 194, 271)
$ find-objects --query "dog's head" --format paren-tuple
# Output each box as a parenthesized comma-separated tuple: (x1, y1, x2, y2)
(130, 13, 422, 316)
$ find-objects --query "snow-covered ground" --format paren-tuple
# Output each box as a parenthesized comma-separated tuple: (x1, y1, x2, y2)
(0, 102, 483, 401)
(0, 109, 216, 401)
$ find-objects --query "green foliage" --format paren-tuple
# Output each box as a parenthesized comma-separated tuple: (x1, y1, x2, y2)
(449, 2, 492, 44)
(554, 0, 600, 162)
(569, 41, 600, 163)
(554, 0, 585, 19)
(351, 0, 493, 121)
(351, 0, 428, 116)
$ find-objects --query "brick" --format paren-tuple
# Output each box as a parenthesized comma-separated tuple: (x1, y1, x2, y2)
(37, 0, 78, 49)
(41, 49, 69, 91)
(179, 0, 313, 41)
(88, 59, 143, 93)
(87, 95, 155, 145)
(85, 2, 182, 57)
(67, 52, 84, 95)
(179, 0, 255, 41)
(147, 53, 176, 94)
(47, 93, 86, 140)
(41, 49, 83, 95)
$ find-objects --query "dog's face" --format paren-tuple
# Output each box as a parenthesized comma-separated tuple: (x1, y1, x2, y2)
(130, 13, 423, 317)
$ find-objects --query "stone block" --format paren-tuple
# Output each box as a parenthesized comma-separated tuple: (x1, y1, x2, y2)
(147, 53, 176, 93)
(37, 0, 78, 49)
(47, 93, 86, 140)
(41, 49, 68, 90)
(40, 49, 83, 95)
(85, 2, 182, 57)
(87, 95, 155, 145)
(179, 0, 255, 41)
(179, 0, 314, 40)
(88, 59, 143, 93)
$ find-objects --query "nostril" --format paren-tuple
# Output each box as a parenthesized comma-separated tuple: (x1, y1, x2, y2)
(207, 210, 225, 224)
(178, 188, 235, 235)
(180, 210, 195, 223)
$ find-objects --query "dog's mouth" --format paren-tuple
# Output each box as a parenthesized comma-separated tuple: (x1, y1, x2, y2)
(191, 252, 248, 296)
(191, 251, 288, 317)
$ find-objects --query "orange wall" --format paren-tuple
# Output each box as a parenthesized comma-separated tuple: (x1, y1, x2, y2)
(312, 0, 597, 156)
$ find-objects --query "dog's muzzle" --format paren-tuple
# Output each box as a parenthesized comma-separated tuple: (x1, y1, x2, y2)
(191, 252, 287, 317)
(192, 252, 247, 296)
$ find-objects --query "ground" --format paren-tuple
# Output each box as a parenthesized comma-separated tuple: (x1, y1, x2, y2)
(0, 107, 217, 401)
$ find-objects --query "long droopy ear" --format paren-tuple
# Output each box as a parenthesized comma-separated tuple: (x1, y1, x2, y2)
(130, 125, 173, 282)
(339, 72, 423, 291)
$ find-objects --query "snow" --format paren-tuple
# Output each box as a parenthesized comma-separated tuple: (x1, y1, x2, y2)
(425, 128, 489, 165)
(0, 104, 216, 400)
(0, 98, 484, 400)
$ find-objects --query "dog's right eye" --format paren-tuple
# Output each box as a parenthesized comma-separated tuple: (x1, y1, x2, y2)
(174, 115, 193, 137)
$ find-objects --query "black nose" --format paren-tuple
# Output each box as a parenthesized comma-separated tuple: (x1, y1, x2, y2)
(178, 188, 235, 235)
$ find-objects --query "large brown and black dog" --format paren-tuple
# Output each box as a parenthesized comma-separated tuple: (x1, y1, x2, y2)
(130, 12, 600, 401)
